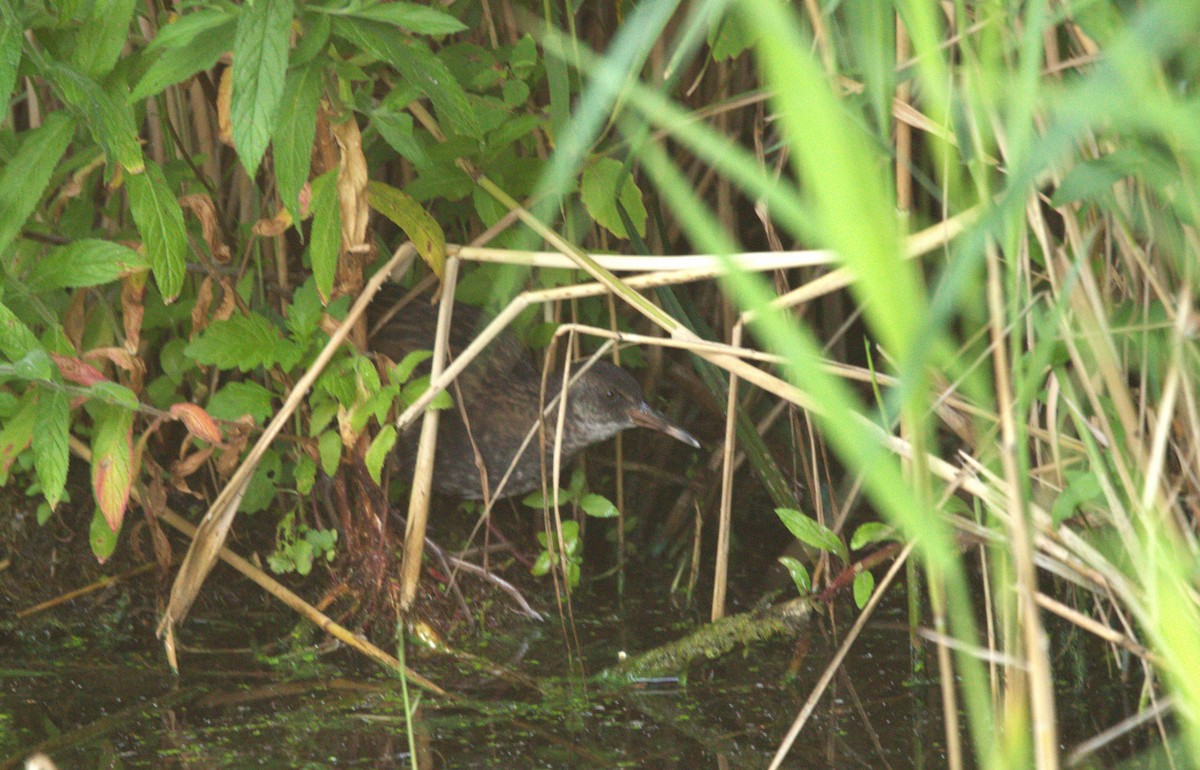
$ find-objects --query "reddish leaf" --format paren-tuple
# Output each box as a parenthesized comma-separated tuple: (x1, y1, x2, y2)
(91, 404, 135, 532)
(51, 353, 109, 386)
(170, 402, 223, 444)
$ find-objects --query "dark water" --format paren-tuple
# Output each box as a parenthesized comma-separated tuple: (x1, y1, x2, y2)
(0, 553, 1156, 769)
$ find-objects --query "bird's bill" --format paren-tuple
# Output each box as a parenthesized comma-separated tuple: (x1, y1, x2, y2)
(630, 403, 700, 448)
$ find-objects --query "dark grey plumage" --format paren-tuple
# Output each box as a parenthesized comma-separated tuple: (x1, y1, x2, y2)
(368, 288, 698, 500)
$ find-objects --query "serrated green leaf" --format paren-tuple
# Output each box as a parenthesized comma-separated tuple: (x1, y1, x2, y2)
(44, 62, 143, 172)
(0, 390, 36, 484)
(274, 63, 324, 228)
(309, 169, 341, 302)
(849, 521, 895, 550)
(580, 493, 618, 519)
(26, 239, 150, 290)
(241, 448, 281, 513)
(366, 425, 396, 485)
(127, 160, 187, 301)
(333, 18, 481, 139)
(72, 0, 137, 76)
(580, 157, 646, 239)
(208, 380, 276, 423)
(0, 301, 40, 362)
(392, 350, 433, 382)
(347, 3, 465, 35)
(286, 280, 324, 339)
(90, 402, 134, 532)
(853, 571, 875, 609)
(0, 0, 23, 106)
(130, 15, 236, 102)
(32, 388, 69, 510)
(367, 180, 446, 277)
(86, 381, 140, 411)
(317, 429, 341, 476)
(294, 453, 317, 495)
(89, 506, 119, 561)
(372, 110, 431, 170)
(777, 555, 811, 595)
(0, 112, 75, 259)
(12, 349, 53, 380)
(775, 507, 848, 564)
(231, 0, 294, 174)
(185, 313, 291, 372)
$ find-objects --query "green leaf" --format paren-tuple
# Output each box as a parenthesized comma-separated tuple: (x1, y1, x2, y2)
(317, 429, 341, 476)
(274, 63, 324, 228)
(294, 453, 317, 495)
(286, 279, 324, 339)
(185, 313, 293, 372)
(391, 350, 433, 382)
(208, 380, 276, 423)
(89, 506, 119, 562)
(85, 381, 140, 411)
(72, 0, 137, 77)
(775, 507, 848, 564)
(0, 300, 40, 362)
(309, 170, 341, 302)
(372, 110, 431, 170)
(366, 425, 396, 484)
(127, 160, 187, 301)
(580, 493, 619, 519)
(333, 18, 481, 139)
(580, 157, 647, 239)
(849, 521, 895, 550)
(0, 390, 36, 485)
(0, 0, 23, 106)
(130, 15, 236, 102)
(777, 555, 811, 595)
(44, 63, 143, 172)
(0, 112, 75, 259)
(232, 0, 294, 174)
(12, 349, 53, 381)
(26, 239, 150, 290)
(240, 448, 281, 513)
(348, 3, 466, 35)
(852, 571, 875, 609)
(90, 402, 134, 532)
(367, 180, 446, 277)
(1051, 471, 1104, 526)
(708, 12, 757, 61)
(531, 550, 552, 576)
(32, 388, 69, 510)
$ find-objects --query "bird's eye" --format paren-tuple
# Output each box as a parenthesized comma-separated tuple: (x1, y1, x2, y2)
(605, 389, 615, 399)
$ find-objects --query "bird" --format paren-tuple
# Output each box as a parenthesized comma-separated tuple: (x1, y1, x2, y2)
(367, 287, 699, 501)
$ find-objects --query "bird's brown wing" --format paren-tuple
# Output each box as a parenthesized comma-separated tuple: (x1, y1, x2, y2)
(366, 285, 536, 382)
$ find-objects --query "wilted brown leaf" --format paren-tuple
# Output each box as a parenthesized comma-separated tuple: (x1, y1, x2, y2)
(181, 194, 232, 263)
(170, 403, 223, 445)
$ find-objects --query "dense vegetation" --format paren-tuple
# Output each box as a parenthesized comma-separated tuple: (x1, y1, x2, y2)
(2, 0, 1200, 766)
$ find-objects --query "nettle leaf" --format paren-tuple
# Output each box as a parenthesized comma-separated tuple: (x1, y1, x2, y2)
(372, 110, 431, 170)
(208, 380, 276, 423)
(775, 507, 848, 564)
(185, 313, 295, 372)
(32, 387, 69, 510)
(309, 170, 341, 302)
(231, 0, 294, 174)
(391, 350, 433, 382)
(127, 160, 187, 301)
(286, 280, 324, 340)
(44, 62, 143, 173)
(0, 390, 37, 485)
(90, 402, 134, 532)
(365, 425, 396, 485)
(0, 0, 22, 106)
(580, 157, 647, 239)
(89, 506, 119, 562)
(274, 63, 324, 228)
(317, 429, 341, 476)
(241, 448, 282, 513)
(26, 239, 149, 290)
(367, 180, 446, 277)
(130, 13, 236, 102)
(333, 18, 481, 139)
(0, 301, 40, 362)
(0, 112, 75, 259)
(71, 0, 137, 77)
(85, 381, 140, 411)
(348, 3, 466, 35)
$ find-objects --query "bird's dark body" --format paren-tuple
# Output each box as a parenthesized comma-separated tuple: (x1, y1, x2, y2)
(368, 287, 695, 500)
